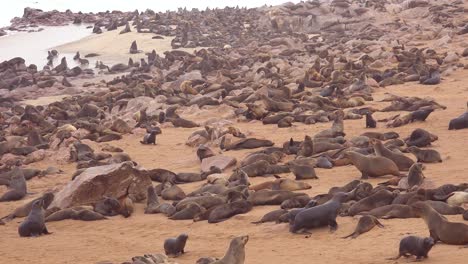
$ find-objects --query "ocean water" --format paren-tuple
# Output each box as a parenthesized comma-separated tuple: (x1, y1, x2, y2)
(0, 0, 301, 27)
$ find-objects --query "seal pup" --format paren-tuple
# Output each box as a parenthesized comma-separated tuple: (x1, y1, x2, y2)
(345, 151, 400, 178)
(210, 235, 249, 264)
(365, 112, 376, 128)
(164, 233, 188, 257)
(18, 200, 51, 237)
(407, 146, 442, 163)
(0, 167, 27, 202)
(251, 209, 288, 224)
(289, 192, 348, 234)
(411, 201, 468, 245)
(140, 129, 161, 145)
(388, 236, 435, 261)
(342, 215, 384, 239)
(407, 163, 425, 189)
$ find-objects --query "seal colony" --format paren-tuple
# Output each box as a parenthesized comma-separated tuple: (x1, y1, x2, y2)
(1, 0, 468, 263)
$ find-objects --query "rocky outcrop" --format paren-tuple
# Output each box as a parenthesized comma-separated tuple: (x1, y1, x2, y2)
(50, 162, 151, 209)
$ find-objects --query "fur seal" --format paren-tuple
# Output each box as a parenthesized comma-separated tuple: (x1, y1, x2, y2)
(407, 163, 425, 189)
(170, 203, 205, 220)
(197, 145, 215, 161)
(348, 190, 396, 216)
(314, 110, 345, 138)
(271, 179, 311, 191)
(290, 192, 348, 234)
(425, 201, 465, 215)
(140, 129, 161, 145)
(119, 197, 134, 218)
(316, 155, 333, 169)
(411, 201, 468, 245)
(251, 209, 288, 224)
(1, 192, 54, 222)
(161, 184, 186, 200)
(208, 200, 253, 223)
(297, 135, 314, 157)
(365, 112, 376, 128)
(342, 215, 384, 239)
(446, 192, 468, 207)
(164, 233, 188, 257)
(388, 236, 435, 261)
(18, 200, 51, 237)
(144, 186, 175, 216)
(288, 162, 318, 180)
(407, 146, 442, 163)
(405, 128, 437, 147)
(360, 204, 416, 219)
(0, 167, 27, 202)
(248, 190, 306, 206)
(281, 195, 311, 209)
(94, 197, 121, 216)
(210, 235, 249, 264)
(224, 138, 274, 151)
(448, 102, 468, 130)
(371, 139, 414, 171)
(345, 151, 400, 179)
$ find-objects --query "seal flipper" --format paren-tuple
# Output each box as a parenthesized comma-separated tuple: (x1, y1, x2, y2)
(328, 220, 338, 233)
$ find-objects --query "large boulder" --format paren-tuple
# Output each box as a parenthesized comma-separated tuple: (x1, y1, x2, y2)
(50, 162, 151, 209)
(201, 155, 237, 172)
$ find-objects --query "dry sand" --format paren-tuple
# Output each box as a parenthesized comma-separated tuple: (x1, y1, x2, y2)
(1, 68, 468, 263)
(56, 25, 210, 65)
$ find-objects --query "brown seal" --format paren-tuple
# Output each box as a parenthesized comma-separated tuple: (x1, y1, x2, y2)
(297, 135, 314, 157)
(345, 151, 400, 179)
(210, 235, 249, 264)
(119, 196, 134, 218)
(144, 186, 175, 216)
(342, 215, 384, 239)
(288, 162, 318, 180)
(371, 138, 414, 171)
(272, 179, 311, 191)
(164, 233, 189, 257)
(161, 184, 186, 200)
(0, 167, 27, 202)
(1, 192, 54, 222)
(223, 138, 273, 151)
(425, 201, 465, 215)
(281, 195, 311, 209)
(405, 128, 437, 147)
(93, 196, 121, 216)
(446, 192, 468, 207)
(411, 201, 468, 245)
(407, 163, 425, 189)
(314, 110, 345, 138)
(360, 204, 416, 219)
(170, 203, 205, 220)
(197, 145, 215, 161)
(240, 152, 283, 167)
(251, 209, 288, 224)
(248, 190, 306, 206)
(464, 210, 468, 221)
(290, 192, 348, 234)
(175, 195, 224, 211)
(388, 236, 435, 261)
(407, 146, 442, 163)
(18, 199, 51, 237)
(208, 200, 253, 223)
(348, 190, 396, 216)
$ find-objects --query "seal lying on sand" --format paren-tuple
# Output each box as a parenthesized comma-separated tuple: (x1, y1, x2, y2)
(345, 151, 400, 178)
(207, 235, 249, 264)
(448, 102, 468, 130)
(342, 215, 384, 239)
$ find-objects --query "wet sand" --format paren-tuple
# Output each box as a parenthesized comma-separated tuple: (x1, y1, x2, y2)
(1, 69, 467, 264)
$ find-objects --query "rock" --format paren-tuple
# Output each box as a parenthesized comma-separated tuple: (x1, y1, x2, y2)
(186, 134, 209, 147)
(201, 155, 237, 172)
(50, 162, 151, 209)
(23, 149, 47, 164)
